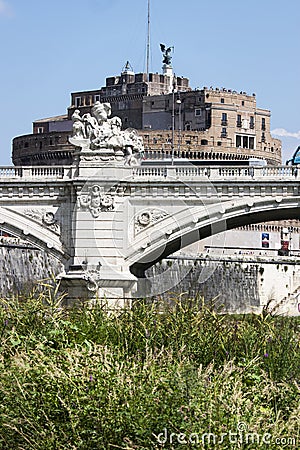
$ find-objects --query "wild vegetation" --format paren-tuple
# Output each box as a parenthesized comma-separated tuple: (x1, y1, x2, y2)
(0, 285, 299, 449)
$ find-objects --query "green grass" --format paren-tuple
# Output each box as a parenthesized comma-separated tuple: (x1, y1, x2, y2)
(0, 286, 299, 449)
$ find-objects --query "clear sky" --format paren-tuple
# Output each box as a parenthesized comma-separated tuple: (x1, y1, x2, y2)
(0, 0, 299, 165)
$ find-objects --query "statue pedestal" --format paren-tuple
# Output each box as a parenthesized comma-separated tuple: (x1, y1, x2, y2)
(58, 265, 137, 308)
(64, 102, 144, 307)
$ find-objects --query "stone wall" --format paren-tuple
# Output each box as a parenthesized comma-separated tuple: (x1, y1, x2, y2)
(138, 258, 260, 313)
(0, 245, 62, 296)
(1, 245, 299, 316)
(138, 256, 300, 315)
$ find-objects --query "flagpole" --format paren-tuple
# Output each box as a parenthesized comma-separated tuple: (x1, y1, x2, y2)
(146, 0, 150, 80)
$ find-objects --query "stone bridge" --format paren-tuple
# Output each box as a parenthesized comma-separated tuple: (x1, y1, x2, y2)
(0, 162, 299, 304)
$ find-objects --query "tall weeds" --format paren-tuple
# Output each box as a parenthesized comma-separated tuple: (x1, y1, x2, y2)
(0, 290, 299, 449)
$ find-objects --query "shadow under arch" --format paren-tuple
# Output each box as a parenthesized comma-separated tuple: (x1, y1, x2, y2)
(130, 202, 300, 278)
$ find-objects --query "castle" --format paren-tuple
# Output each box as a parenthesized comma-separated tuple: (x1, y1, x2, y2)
(12, 56, 281, 166)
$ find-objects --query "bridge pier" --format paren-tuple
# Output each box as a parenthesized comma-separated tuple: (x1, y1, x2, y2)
(57, 149, 140, 305)
(59, 265, 137, 307)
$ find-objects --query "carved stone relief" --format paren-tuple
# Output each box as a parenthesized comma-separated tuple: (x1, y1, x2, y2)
(135, 209, 169, 234)
(78, 185, 114, 218)
(24, 209, 60, 234)
(83, 270, 100, 292)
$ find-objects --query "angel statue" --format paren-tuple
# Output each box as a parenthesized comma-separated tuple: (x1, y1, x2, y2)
(160, 43, 173, 65)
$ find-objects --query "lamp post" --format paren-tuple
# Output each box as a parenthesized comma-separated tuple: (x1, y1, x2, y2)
(176, 96, 182, 157)
(171, 75, 177, 165)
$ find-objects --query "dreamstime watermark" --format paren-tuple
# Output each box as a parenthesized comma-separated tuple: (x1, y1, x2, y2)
(153, 422, 298, 446)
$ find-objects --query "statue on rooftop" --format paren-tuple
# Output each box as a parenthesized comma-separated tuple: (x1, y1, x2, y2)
(160, 43, 173, 66)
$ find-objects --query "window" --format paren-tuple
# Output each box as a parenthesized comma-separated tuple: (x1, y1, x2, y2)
(249, 137, 255, 149)
(217, 141, 222, 146)
(75, 97, 82, 107)
(250, 116, 254, 129)
(236, 134, 255, 149)
(221, 127, 227, 137)
(201, 139, 208, 145)
(236, 135, 242, 147)
(221, 113, 227, 126)
(243, 136, 248, 148)
(241, 101, 244, 106)
(94, 94, 100, 102)
(221, 98, 225, 103)
(37, 127, 44, 134)
(237, 115, 242, 127)
(262, 118, 266, 130)
(195, 109, 202, 116)
(261, 132, 265, 142)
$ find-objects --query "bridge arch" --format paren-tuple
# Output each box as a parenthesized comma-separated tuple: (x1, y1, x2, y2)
(128, 197, 300, 276)
(0, 206, 68, 263)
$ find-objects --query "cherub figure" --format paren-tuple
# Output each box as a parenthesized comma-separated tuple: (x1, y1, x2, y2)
(82, 113, 98, 140)
(72, 109, 86, 138)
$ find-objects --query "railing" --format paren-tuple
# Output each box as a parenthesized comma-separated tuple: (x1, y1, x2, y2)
(0, 166, 74, 180)
(175, 166, 209, 177)
(132, 167, 168, 178)
(132, 165, 300, 180)
(0, 167, 23, 177)
(0, 164, 298, 182)
(30, 167, 66, 178)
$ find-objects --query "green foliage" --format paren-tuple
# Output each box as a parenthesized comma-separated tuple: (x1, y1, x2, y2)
(0, 289, 299, 449)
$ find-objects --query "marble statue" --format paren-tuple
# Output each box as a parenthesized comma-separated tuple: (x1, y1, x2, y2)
(69, 101, 144, 165)
(71, 109, 86, 139)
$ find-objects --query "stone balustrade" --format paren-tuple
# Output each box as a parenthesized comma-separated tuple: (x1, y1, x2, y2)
(0, 164, 298, 181)
(0, 167, 23, 177)
(0, 166, 74, 179)
(132, 165, 299, 180)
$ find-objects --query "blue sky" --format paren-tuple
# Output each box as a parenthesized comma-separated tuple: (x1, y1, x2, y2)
(0, 0, 299, 165)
